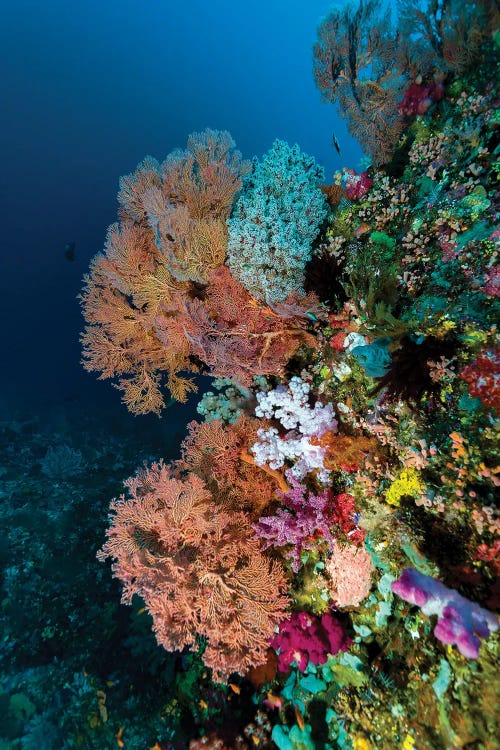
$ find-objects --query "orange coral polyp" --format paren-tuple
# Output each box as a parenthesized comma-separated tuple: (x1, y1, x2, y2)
(310, 431, 377, 472)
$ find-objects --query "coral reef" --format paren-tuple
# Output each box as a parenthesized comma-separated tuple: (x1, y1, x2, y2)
(7, 3, 496, 748)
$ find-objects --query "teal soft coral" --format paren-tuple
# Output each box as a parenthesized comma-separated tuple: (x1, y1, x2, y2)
(227, 139, 327, 304)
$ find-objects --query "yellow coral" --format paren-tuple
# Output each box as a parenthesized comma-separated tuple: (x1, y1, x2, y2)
(426, 315, 457, 339)
(352, 738, 372, 750)
(385, 468, 425, 507)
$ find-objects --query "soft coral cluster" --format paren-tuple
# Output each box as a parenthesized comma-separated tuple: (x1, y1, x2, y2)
(254, 475, 364, 573)
(325, 542, 374, 609)
(250, 377, 338, 483)
(254, 476, 336, 573)
(226, 139, 327, 304)
(270, 610, 351, 673)
(398, 76, 445, 117)
(459, 347, 500, 416)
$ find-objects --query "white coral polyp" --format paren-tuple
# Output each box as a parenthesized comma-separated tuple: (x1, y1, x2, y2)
(251, 377, 338, 481)
(255, 376, 337, 436)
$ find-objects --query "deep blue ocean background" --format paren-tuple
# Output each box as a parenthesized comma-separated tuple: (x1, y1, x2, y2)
(1, 0, 361, 437)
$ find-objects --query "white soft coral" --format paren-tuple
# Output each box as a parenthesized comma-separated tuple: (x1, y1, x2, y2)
(251, 377, 338, 482)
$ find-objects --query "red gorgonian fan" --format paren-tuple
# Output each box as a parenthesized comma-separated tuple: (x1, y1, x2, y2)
(173, 265, 322, 389)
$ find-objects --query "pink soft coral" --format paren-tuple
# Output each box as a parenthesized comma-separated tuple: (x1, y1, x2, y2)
(398, 77, 445, 117)
(325, 543, 374, 608)
(253, 476, 337, 573)
(253, 476, 364, 572)
(343, 169, 373, 200)
(459, 347, 500, 416)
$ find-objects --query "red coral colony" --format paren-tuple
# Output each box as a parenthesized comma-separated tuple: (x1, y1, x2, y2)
(77, 2, 500, 748)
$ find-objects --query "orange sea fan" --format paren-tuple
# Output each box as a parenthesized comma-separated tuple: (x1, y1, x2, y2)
(80, 220, 197, 413)
(143, 190, 227, 283)
(161, 128, 251, 220)
(117, 155, 162, 223)
(178, 415, 281, 515)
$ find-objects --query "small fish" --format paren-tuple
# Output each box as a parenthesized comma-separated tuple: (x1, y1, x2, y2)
(353, 222, 371, 237)
(64, 241, 76, 261)
(228, 682, 241, 694)
(199, 699, 208, 709)
(332, 132, 341, 155)
(115, 726, 125, 747)
(263, 691, 283, 710)
(294, 703, 306, 730)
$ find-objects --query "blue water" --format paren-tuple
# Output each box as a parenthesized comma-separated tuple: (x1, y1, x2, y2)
(0, 0, 361, 419)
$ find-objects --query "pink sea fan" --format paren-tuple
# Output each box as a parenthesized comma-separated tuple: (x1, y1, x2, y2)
(98, 461, 289, 681)
(325, 542, 374, 608)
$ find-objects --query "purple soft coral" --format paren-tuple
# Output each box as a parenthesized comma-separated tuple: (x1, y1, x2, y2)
(253, 474, 336, 572)
(270, 610, 352, 672)
(392, 567, 499, 658)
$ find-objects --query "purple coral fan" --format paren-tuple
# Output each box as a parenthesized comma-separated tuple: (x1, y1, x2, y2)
(392, 568, 499, 658)
(253, 475, 337, 573)
(270, 610, 352, 672)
